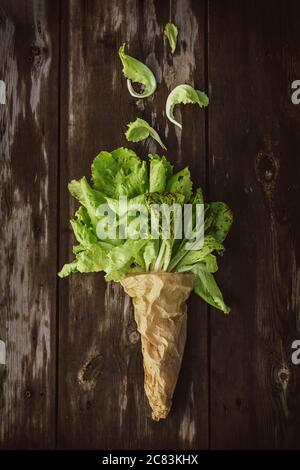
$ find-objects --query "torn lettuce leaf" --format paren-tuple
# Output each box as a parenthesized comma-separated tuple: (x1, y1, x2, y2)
(119, 44, 157, 98)
(125, 118, 167, 150)
(166, 84, 209, 129)
(164, 22, 178, 54)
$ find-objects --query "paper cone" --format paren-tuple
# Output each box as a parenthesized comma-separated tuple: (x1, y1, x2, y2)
(120, 272, 195, 421)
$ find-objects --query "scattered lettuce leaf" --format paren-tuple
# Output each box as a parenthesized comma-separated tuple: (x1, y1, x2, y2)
(119, 43, 157, 98)
(125, 118, 167, 150)
(164, 23, 178, 54)
(166, 84, 209, 129)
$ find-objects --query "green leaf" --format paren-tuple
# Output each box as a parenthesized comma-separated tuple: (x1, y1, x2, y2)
(192, 263, 230, 314)
(91, 147, 148, 198)
(149, 154, 173, 193)
(175, 235, 224, 270)
(105, 239, 149, 281)
(166, 167, 193, 202)
(206, 202, 233, 242)
(58, 261, 78, 278)
(125, 118, 167, 150)
(166, 84, 209, 129)
(119, 43, 157, 98)
(164, 22, 178, 54)
(76, 244, 111, 273)
(68, 177, 106, 226)
(143, 240, 159, 271)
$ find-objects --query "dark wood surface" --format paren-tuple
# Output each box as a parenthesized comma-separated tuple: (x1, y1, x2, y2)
(0, 0, 300, 449)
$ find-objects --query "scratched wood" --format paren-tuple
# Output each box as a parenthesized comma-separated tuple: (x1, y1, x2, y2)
(58, 0, 208, 449)
(208, 0, 300, 449)
(2, 0, 300, 451)
(0, 0, 59, 449)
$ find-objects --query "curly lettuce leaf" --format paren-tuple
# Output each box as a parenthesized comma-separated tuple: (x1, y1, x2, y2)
(166, 167, 193, 202)
(119, 43, 156, 98)
(149, 154, 173, 193)
(105, 239, 149, 281)
(174, 235, 224, 271)
(125, 118, 166, 150)
(68, 177, 106, 227)
(164, 22, 178, 54)
(166, 84, 209, 129)
(206, 202, 233, 242)
(91, 147, 148, 198)
(58, 242, 111, 278)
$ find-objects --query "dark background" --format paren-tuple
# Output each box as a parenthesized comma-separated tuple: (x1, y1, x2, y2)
(1, 0, 300, 450)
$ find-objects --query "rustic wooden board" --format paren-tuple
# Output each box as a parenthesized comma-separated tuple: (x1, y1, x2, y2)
(0, 0, 59, 449)
(1, 0, 300, 451)
(58, 0, 208, 450)
(208, 0, 300, 449)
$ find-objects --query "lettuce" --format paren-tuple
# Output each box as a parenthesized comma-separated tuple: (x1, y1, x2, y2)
(149, 154, 173, 192)
(166, 84, 209, 129)
(119, 44, 157, 98)
(125, 118, 167, 150)
(59, 149, 232, 313)
(164, 23, 178, 54)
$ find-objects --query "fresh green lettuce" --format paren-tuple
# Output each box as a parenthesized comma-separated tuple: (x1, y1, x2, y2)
(125, 118, 167, 150)
(59, 149, 232, 314)
(164, 23, 178, 54)
(166, 84, 209, 129)
(119, 44, 157, 98)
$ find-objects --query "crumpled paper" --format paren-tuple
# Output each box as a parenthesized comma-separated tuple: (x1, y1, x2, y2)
(120, 272, 195, 421)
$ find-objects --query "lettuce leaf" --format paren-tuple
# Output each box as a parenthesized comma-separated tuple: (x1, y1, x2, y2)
(192, 263, 230, 314)
(164, 23, 178, 54)
(125, 118, 167, 150)
(166, 167, 193, 202)
(149, 154, 173, 193)
(166, 84, 209, 129)
(59, 149, 232, 314)
(119, 44, 157, 98)
(206, 202, 233, 242)
(91, 147, 148, 198)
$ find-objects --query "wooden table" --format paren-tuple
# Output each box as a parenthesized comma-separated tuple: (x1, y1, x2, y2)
(1, 0, 300, 450)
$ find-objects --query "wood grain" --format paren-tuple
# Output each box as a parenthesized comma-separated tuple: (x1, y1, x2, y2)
(0, 0, 59, 449)
(1, 0, 300, 450)
(208, 0, 300, 449)
(58, 0, 208, 449)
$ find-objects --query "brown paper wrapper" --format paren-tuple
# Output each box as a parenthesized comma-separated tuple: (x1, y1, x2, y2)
(120, 272, 195, 421)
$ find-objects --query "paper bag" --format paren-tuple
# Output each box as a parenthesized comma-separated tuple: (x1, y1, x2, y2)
(120, 272, 195, 421)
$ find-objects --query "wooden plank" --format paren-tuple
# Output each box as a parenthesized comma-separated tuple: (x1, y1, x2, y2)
(58, 0, 208, 449)
(0, 0, 59, 449)
(208, 0, 300, 449)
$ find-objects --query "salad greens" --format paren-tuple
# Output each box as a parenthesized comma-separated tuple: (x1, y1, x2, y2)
(125, 118, 167, 150)
(119, 44, 157, 98)
(59, 149, 232, 313)
(164, 23, 178, 54)
(166, 84, 209, 129)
